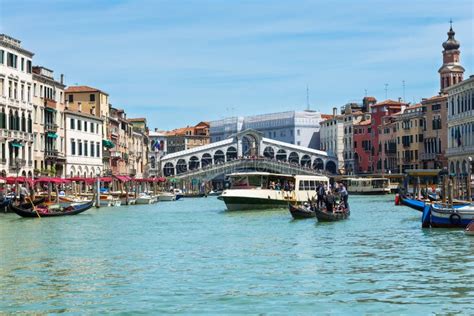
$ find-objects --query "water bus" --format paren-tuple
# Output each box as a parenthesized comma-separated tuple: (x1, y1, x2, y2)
(218, 172, 329, 211)
(344, 177, 391, 195)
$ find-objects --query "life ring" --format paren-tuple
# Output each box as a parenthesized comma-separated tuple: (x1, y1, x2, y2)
(449, 213, 462, 226)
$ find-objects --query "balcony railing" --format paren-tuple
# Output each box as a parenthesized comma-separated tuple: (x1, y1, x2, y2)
(45, 123, 58, 132)
(45, 150, 59, 159)
(420, 153, 437, 160)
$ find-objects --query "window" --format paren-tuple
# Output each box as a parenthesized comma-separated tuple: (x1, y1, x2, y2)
(84, 121, 88, 132)
(84, 141, 88, 156)
(7, 53, 17, 68)
(0, 50, 3, 64)
(26, 60, 32, 73)
(77, 119, 81, 131)
(90, 94, 95, 102)
(96, 142, 100, 157)
(91, 142, 95, 157)
(70, 118, 75, 129)
(78, 141, 82, 155)
(71, 139, 76, 155)
(21, 57, 24, 71)
(297, 129, 300, 136)
(68, 94, 73, 103)
(90, 122, 94, 133)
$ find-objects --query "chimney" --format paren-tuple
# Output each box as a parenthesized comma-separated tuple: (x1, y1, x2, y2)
(60, 74, 64, 84)
(332, 107, 337, 118)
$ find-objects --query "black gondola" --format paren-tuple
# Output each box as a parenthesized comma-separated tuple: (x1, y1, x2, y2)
(315, 203, 350, 222)
(9, 200, 94, 218)
(289, 203, 315, 219)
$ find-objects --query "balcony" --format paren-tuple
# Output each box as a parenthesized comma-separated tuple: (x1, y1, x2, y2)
(45, 123, 58, 132)
(421, 153, 437, 161)
(45, 149, 59, 159)
(9, 159, 26, 169)
(446, 145, 474, 156)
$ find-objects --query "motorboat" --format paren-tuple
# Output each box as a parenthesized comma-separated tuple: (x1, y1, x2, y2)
(422, 203, 474, 228)
(218, 172, 330, 211)
(465, 221, 474, 235)
(156, 192, 176, 202)
(135, 193, 154, 205)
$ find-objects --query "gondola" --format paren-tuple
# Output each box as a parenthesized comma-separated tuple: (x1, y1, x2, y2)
(9, 199, 94, 218)
(289, 203, 315, 219)
(315, 203, 350, 222)
(1, 197, 45, 213)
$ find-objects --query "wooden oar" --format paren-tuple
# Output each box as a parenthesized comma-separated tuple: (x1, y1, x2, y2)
(27, 197, 41, 218)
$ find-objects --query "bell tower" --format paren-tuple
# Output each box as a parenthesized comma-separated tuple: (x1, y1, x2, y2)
(438, 21, 465, 92)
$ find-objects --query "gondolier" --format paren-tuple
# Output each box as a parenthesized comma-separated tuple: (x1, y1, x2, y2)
(339, 183, 349, 208)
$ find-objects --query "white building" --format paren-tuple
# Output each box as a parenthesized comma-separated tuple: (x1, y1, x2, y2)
(342, 111, 369, 174)
(147, 130, 168, 177)
(0, 34, 35, 177)
(446, 75, 474, 175)
(64, 110, 103, 177)
(320, 108, 344, 172)
(210, 110, 324, 149)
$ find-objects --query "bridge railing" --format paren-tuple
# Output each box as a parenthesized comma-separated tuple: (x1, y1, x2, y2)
(168, 157, 330, 180)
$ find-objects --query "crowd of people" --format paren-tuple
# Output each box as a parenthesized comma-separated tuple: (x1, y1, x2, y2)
(315, 182, 349, 213)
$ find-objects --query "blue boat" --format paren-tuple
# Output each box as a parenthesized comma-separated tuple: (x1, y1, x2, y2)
(423, 203, 474, 228)
(400, 195, 425, 212)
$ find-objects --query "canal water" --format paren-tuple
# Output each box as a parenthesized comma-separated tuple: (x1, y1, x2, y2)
(1, 195, 473, 314)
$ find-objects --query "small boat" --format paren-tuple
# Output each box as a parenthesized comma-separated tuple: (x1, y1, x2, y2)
(399, 195, 425, 212)
(135, 193, 154, 205)
(423, 203, 474, 228)
(315, 203, 350, 222)
(289, 203, 315, 219)
(156, 192, 176, 202)
(172, 189, 184, 200)
(9, 199, 94, 218)
(465, 221, 474, 235)
(208, 190, 223, 197)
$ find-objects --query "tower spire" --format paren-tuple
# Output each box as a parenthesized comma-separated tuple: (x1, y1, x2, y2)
(438, 21, 465, 92)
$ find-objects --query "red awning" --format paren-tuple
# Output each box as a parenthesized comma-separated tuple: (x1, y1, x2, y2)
(5, 176, 35, 186)
(157, 177, 167, 182)
(115, 175, 132, 182)
(35, 177, 70, 184)
(99, 177, 113, 183)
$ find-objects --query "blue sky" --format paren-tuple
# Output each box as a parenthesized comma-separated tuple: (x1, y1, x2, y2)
(1, 0, 473, 130)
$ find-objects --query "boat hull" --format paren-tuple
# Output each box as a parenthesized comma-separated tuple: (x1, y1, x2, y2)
(400, 195, 425, 212)
(157, 193, 176, 201)
(428, 205, 474, 228)
(289, 204, 315, 219)
(219, 196, 289, 211)
(135, 197, 153, 204)
(10, 200, 94, 218)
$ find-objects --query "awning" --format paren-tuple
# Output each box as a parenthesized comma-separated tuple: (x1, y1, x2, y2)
(47, 132, 58, 139)
(10, 141, 23, 148)
(5, 176, 34, 186)
(102, 140, 115, 148)
(115, 175, 131, 182)
(35, 177, 70, 184)
(99, 177, 113, 183)
(45, 107, 56, 113)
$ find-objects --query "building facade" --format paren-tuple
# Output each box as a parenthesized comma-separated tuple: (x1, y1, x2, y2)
(32, 66, 66, 177)
(319, 108, 344, 172)
(395, 104, 425, 172)
(64, 110, 103, 177)
(210, 110, 324, 149)
(0, 34, 34, 177)
(446, 75, 474, 175)
(166, 122, 210, 154)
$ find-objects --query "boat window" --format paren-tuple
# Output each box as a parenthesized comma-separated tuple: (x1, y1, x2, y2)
(304, 180, 310, 191)
(299, 180, 304, 190)
(230, 176, 249, 189)
(309, 181, 316, 191)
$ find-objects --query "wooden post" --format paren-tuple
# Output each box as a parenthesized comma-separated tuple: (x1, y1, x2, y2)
(95, 177, 100, 208)
(448, 178, 453, 207)
(442, 175, 447, 203)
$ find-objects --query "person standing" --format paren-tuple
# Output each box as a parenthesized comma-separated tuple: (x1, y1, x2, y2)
(339, 182, 349, 209)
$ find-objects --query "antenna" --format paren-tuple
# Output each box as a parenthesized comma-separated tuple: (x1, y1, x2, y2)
(384, 83, 389, 99)
(306, 85, 310, 110)
(364, 89, 367, 97)
(402, 80, 406, 102)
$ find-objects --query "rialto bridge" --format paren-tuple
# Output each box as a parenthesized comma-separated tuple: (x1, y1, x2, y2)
(153, 129, 338, 179)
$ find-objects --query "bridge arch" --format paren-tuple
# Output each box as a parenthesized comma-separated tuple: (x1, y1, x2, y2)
(301, 155, 311, 167)
(226, 146, 237, 161)
(263, 146, 275, 159)
(163, 162, 175, 176)
(288, 152, 299, 164)
(189, 156, 200, 170)
(325, 160, 337, 174)
(201, 153, 212, 168)
(313, 158, 324, 170)
(176, 159, 188, 174)
(276, 149, 287, 161)
(214, 150, 225, 164)
(240, 132, 260, 157)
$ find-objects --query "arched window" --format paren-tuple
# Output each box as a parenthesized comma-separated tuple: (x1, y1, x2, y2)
(9, 109, 13, 130)
(0, 108, 5, 129)
(15, 110, 19, 131)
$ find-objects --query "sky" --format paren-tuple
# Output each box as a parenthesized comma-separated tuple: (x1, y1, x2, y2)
(1, 0, 473, 130)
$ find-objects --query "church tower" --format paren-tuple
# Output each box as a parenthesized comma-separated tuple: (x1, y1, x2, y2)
(439, 21, 465, 92)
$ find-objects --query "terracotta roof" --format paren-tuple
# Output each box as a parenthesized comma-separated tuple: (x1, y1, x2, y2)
(370, 99, 406, 107)
(128, 118, 147, 122)
(421, 94, 447, 103)
(321, 114, 333, 119)
(65, 85, 108, 96)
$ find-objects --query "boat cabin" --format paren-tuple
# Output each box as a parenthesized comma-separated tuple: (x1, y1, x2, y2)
(344, 177, 390, 194)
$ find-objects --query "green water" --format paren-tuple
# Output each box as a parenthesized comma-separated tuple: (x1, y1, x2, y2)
(1, 195, 473, 314)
